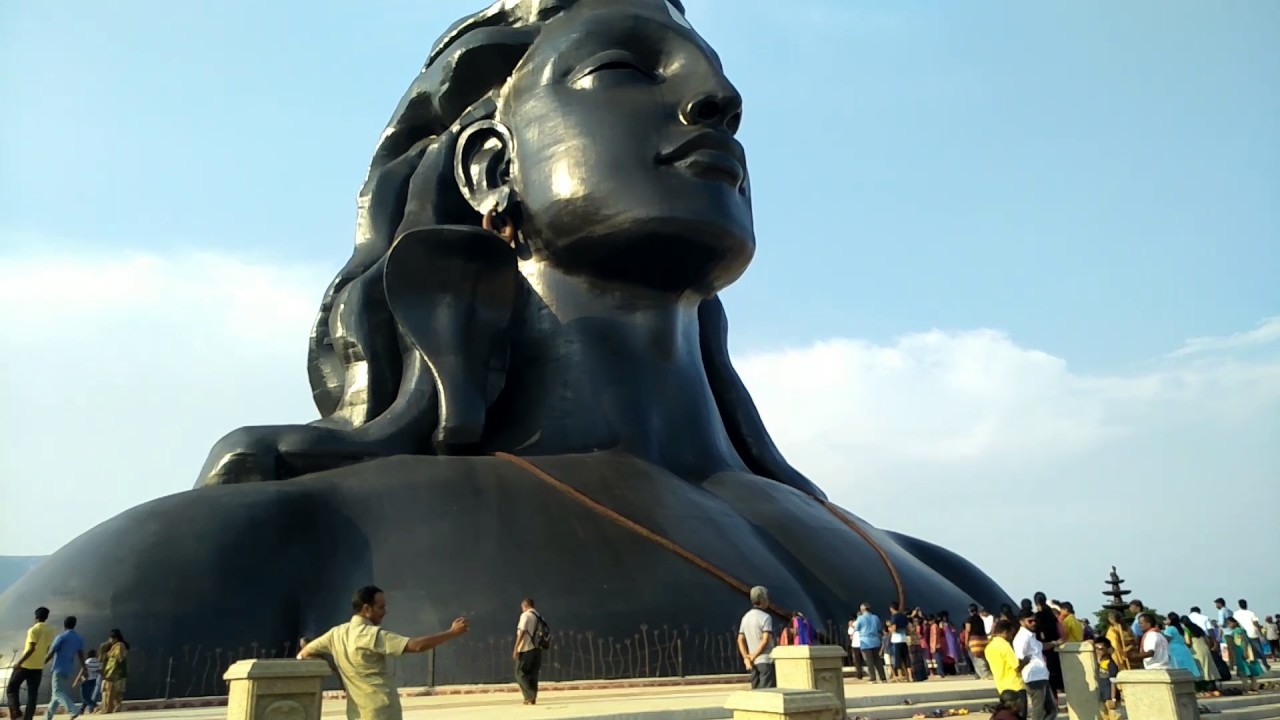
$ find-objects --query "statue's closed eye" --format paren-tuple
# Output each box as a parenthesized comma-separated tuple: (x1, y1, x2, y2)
(571, 50, 660, 86)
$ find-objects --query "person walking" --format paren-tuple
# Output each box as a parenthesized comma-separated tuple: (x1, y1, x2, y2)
(512, 598, 549, 705)
(965, 604, 992, 680)
(6, 607, 55, 720)
(75, 649, 102, 715)
(298, 586, 469, 720)
(854, 603, 887, 683)
(1231, 600, 1269, 670)
(44, 616, 86, 720)
(98, 629, 130, 714)
(1223, 617, 1265, 692)
(736, 586, 778, 689)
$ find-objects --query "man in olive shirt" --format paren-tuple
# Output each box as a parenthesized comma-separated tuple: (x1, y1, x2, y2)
(299, 586, 469, 720)
(7, 606, 55, 720)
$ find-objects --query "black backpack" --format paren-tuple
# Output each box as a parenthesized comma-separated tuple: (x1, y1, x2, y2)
(530, 611, 551, 651)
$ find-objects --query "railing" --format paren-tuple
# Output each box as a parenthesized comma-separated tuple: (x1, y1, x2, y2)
(4, 620, 868, 701)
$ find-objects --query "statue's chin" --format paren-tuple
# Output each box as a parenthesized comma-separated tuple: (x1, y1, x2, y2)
(543, 224, 755, 294)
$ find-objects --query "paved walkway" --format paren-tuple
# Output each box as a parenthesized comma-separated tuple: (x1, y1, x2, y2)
(109, 677, 996, 720)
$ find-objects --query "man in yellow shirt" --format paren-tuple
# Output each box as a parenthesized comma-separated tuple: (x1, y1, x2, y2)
(1060, 601, 1084, 643)
(6, 607, 55, 720)
(298, 586, 469, 720)
(984, 618, 1025, 697)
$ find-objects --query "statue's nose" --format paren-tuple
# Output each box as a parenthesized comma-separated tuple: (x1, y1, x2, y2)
(680, 90, 743, 135)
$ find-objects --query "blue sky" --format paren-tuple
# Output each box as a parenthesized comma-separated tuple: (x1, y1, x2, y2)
(2, 1, 1277, 614)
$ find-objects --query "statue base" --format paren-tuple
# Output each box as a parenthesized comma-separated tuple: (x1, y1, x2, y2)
(0, 452, 1009, 697)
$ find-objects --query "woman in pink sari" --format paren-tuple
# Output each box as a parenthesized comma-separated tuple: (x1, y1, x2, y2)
(938, 611, 960, 676)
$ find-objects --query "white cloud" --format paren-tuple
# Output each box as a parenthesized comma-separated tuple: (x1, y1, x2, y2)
(737, 322, 1280, 613)
(1, 249, 1277, 615)
(1168, 316, 1280, 358)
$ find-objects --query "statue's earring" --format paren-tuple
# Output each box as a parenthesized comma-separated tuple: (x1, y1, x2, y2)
(483, 206, 519, 249)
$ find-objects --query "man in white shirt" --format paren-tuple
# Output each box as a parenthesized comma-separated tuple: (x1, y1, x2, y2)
(1136, 613, 1170, 669)
(512, 598, 549, 705)
(846, 619, 866, 680)
(1232, 599, 1270, 670)
(1013, 611, 1058, 720)
(1186, 606, 1212, 635)
(981, 608, 995, 636)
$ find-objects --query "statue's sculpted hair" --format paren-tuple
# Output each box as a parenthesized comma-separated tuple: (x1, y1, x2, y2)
(297, 0, 826, 499)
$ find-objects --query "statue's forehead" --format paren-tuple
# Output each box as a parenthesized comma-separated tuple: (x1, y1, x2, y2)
(528, 1, 711, 60)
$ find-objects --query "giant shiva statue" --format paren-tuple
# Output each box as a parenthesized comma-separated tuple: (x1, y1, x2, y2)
(0, 0, 1009, 695)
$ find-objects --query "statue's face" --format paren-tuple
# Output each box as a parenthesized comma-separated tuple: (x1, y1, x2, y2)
(500, 0, 754, 293)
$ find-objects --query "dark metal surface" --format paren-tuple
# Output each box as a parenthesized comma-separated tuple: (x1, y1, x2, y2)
(0, 0, 1011, 696)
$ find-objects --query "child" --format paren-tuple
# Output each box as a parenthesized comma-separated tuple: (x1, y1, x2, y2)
(1094, 637, 1121, 714)
(989, 689, 1025, 720)
(76, 648, 102, 714)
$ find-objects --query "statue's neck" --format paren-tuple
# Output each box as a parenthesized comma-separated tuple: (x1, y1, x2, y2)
(482, 261, 748, 479)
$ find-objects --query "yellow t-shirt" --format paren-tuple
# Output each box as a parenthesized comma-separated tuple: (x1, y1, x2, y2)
(304, 616, 411, 720)
(1062, 614, 1084, 643)
(22, 622, 55, 670)
(985, 635, 1025, 693)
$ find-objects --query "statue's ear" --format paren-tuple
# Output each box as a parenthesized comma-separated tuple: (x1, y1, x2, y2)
(454, 120, 515, 215)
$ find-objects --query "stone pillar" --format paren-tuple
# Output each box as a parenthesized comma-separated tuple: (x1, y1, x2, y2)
(1114, 669, 1200, 720)
(1057, 642, 1101, 720)
(772, 645, 847, 717)
(724, 689, 841, 720)
(224, 659, 331, 720)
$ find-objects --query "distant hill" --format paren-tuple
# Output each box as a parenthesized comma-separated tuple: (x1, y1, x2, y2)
(0, 557, 44, 593)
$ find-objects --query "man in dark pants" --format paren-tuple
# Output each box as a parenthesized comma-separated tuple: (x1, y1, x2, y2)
(7, 607, 55, 720)
(887, 601, 910, 681)
(1033, 592, 1064, 694)
(854, 603, 887, 683)
(512, 598, 548, 705)
(737, 586, 778, 689)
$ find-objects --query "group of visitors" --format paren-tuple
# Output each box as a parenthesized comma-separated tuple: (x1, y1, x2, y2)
(6, 607, 129, 720)
(983, 598, 1063, 720)
(1110, 597, 1273, 695)
(846, 601, 976, 683)
(11, 586, 1271, 720)
(983, 593, 1276, 720)
(833, 590, 1275, 720)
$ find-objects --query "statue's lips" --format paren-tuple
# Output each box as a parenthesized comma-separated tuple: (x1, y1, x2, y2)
(656, 133, 747, 190)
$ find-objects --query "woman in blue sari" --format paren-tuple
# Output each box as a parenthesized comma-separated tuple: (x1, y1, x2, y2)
(1162, 614, 1201, 680)
(1173, 613, 1219, 692)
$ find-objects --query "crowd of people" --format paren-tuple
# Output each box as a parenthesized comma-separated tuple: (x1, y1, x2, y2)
(8, 588, 1273, 720)
(942, 594, 1274, 720)
(740, 588, 1277, 720)
(6, 608, 130, 720)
